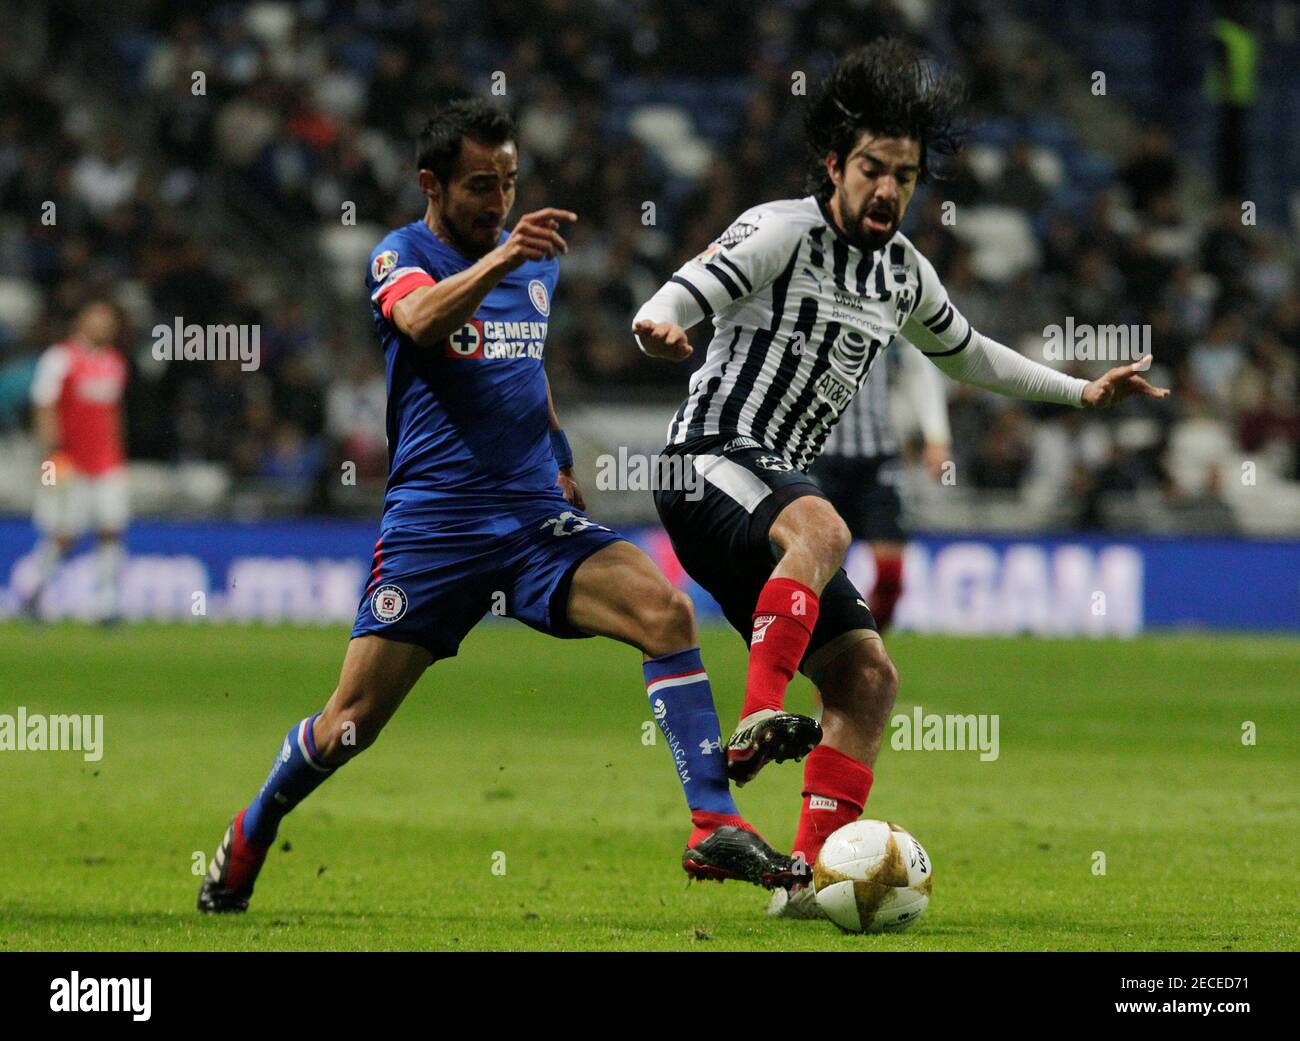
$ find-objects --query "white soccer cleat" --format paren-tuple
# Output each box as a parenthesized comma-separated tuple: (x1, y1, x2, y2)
(766, 883, 824, 919)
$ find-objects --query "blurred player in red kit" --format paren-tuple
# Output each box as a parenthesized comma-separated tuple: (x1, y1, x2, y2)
(23, 299, 130, 624)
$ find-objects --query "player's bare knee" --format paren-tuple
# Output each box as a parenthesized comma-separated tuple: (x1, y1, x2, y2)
(315, 700, 383, 762)
(780, 498, 851, 570)
(854, 644, 899, 717)
(640, 584, 696, 656)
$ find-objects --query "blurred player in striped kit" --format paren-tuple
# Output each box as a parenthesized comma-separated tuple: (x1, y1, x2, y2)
(22, 299, 130, 624)
(811, 338, 950, 630)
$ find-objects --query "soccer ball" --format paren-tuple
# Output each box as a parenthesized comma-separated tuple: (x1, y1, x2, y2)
(812, 820, 932, 933)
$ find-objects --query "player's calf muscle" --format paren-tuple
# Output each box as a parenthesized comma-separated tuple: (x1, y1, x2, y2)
(818, 636, 897, 762)
(313, 636, 431, 763)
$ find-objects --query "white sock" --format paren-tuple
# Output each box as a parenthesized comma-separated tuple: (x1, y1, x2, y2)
(95, 540, 125, 619)
(27, 539, 63, 605)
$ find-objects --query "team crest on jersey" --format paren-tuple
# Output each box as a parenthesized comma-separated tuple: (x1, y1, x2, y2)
(717, 220, 759, 248)
(445, 319, 485, 359)
(528, 279, 550, 316)
(370, 584, 408, 623)
(371, 249, 398, 283)
(894, 287, 915, 326)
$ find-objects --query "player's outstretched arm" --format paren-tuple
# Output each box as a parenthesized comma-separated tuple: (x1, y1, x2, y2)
(391, 208, 575, 347)
(902, 250, 1169, 410)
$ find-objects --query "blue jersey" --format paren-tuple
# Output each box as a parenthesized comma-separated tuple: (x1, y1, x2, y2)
(366, 221, 561, 532)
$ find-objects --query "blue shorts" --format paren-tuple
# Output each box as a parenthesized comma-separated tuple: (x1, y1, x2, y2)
(351, 502, 626, 661)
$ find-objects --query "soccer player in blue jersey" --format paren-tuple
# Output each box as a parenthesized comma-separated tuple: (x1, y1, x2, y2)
(198, 100, 804, 913)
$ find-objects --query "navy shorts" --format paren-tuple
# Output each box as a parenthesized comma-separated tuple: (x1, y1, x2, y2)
(352, 502, 625, 661)
(653, 435, 877, 668)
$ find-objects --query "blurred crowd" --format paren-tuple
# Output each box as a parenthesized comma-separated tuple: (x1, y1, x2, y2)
(0, 0, 1295, 527)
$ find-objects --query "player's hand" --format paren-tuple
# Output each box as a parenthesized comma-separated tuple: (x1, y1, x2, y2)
(922, 441, 949, 481)
(557, 467, 586, 510)
(633, 320, 693, 362)
(1081, 355, 1170, 408)
(495, 208, 576, 270)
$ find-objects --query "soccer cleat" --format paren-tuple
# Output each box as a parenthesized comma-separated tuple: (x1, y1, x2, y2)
(682, 825, 811, 889)
(726, 709, 822, 786)
(767, 883, 825, 919)
(197, 808, 269, 914)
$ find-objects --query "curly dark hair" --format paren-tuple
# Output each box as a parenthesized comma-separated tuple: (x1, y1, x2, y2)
(804, 38, 966, 199)
(416, 98, 515, 183)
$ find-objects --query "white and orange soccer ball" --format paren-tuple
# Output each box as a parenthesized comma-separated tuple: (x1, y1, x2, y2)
(812, 820, 933, 933)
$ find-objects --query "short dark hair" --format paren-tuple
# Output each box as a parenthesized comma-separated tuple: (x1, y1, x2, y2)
(804, 38, 966, 199)
(416, 98, 515, 183)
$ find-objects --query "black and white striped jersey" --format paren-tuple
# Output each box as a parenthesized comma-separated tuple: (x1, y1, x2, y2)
(648, 196, 973, 472)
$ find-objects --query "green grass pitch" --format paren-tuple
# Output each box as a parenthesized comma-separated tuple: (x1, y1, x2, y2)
(0, 621, 1296, 952)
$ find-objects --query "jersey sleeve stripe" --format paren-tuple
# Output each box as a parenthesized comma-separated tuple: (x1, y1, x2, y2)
(715, 252, 753, 292)
(923, 303, 955, 334)
(921, 326, 972, 357)
(704, 262, 743, 300)
(670, 275, 714, 318)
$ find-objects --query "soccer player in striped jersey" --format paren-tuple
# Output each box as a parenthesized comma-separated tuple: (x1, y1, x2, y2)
(632, 40, 1168, 916)
(813, 336, 951, 630)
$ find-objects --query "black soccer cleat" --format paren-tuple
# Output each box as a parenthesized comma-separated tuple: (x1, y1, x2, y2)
(726, 710, 823, 786)
(682, 826, 811, 890)
(197, 809, 268, 915)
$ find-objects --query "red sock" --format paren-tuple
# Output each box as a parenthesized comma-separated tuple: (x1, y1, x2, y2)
(869, 553, 903, 629)
(224, 807, 270, 892)
(741, 578, 820, 718)
(792, 745, 874, 867)
(688, 809, 755, 848)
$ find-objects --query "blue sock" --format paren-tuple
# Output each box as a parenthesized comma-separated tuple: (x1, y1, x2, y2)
(643, 649, 739, 816)
(242, 714, 338, 847)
